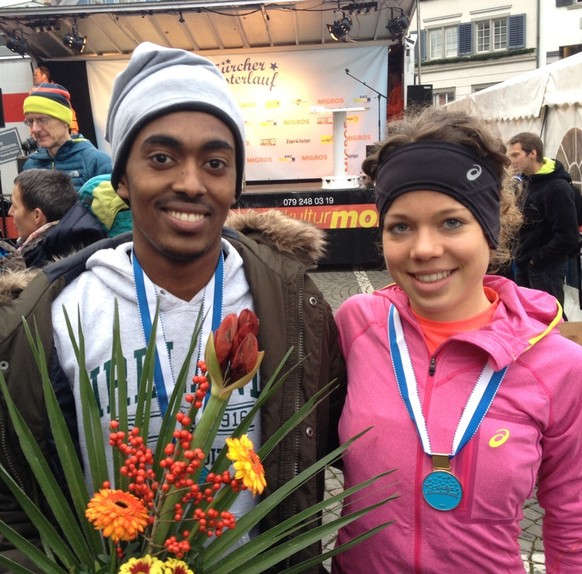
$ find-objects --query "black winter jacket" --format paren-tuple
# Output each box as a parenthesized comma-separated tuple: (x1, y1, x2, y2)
(515, 159, 580, 267)
(0, 210, 346, 573)
(22, 201, 106, 269)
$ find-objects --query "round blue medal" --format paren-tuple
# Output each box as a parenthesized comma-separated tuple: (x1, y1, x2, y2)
(422, 470, 463, 511)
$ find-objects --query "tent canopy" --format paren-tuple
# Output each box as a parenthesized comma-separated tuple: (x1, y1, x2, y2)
(447, 51, 582, 121)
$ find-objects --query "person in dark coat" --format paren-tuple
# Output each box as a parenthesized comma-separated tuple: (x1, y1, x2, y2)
(508, 132, 580, 312)
(2, 169, 106, 271)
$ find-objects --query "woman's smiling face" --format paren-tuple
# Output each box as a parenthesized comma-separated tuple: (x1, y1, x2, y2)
(382, 190, 492, 322)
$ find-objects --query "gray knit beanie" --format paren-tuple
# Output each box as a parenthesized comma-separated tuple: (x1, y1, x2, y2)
(106, 42, 245, 196)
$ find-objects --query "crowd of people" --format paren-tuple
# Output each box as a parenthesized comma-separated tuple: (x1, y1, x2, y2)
(0, 43, 581, 574)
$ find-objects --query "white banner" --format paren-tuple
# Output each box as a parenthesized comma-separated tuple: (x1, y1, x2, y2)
(87, 45, 388, 182)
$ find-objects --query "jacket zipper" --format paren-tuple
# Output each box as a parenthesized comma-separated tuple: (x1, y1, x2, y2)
(429, 356, 436, 376)
(415, 355, 436, 573)
(285, 272, 306, 569)
(0, 404, 27, 491)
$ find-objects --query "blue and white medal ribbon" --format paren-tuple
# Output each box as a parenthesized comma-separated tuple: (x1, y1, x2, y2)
(388, 304, 508, 511)
(133, 249, 224, 416)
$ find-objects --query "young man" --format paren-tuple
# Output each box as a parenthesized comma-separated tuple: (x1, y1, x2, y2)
(32, 65, 51, 85)
(2, 169, 105, 271)
(507, 132, 579, 311)
(0, 42, 345, 573)
(22, 83, 109, 189)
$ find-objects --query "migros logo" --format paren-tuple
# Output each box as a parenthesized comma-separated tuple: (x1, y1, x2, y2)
(317, 97, 345, 105)
(347, 134, 373, 142)
(301, 154, 327, 161)
(247, 157, 273, 163)
(283, 119, 310, 126)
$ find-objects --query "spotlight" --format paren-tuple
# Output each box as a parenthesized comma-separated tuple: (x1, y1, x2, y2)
(328, 13, 352, 41)
(6, 30, 29, 56)
(386, 8, 410, 40)
(63, 21, 86, 53)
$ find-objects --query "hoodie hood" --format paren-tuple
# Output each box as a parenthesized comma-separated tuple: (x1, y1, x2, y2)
(531, 157, 573, 185)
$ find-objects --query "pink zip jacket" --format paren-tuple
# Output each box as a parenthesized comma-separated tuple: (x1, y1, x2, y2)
(332, 275, 582, 574)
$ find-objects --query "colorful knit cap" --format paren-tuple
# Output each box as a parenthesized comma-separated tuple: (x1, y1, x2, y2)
(23, 83, 73, 126)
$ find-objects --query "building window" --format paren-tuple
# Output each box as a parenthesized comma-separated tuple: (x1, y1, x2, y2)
(428, 26, 458, 59)
(420, 14, 525, 61)
(433, 90, 455, 107)
(476, 17, 507, 52)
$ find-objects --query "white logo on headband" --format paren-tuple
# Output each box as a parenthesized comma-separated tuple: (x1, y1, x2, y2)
(467, 164, 482, 181)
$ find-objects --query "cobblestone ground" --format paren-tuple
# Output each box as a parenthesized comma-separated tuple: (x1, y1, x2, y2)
(310, 266, 546, 573)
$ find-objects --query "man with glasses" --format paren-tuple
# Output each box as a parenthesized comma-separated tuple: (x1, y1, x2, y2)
(22, 83, 111, 190)
(32, 66, 80, 134)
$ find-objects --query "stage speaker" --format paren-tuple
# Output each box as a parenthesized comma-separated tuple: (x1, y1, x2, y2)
(407, 85, 433, 109)
(0, 89, 5, 128)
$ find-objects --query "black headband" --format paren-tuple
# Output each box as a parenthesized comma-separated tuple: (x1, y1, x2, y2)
(375, 141, 501, 247)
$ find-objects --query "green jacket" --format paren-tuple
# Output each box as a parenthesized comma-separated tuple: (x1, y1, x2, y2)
(0, 210, 346, 573)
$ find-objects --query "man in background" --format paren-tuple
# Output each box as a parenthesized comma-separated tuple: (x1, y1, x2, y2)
(33, 65, 80, 133)
(508, 132, 579, 313)
(22, 83, 111, 190)
(2, 169, 105, 271)
(32, 65, 51, 85)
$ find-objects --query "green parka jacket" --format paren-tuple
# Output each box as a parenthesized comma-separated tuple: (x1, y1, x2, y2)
(0, 209, 346, 573)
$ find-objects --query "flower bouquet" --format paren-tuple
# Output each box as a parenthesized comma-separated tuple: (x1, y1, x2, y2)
(0, 305, 395, 573)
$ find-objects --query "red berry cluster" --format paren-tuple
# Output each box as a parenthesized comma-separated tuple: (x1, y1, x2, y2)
(193, 507, 237, 537)
(105, 368, 238, 558)
(109, 422, 159, 513)
(190, 361, 210, 408)
(164, 532, 191, 559)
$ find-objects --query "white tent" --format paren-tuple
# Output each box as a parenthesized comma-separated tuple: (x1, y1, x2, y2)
(447, 52, 582, 320)
(446, 51, 582, 184)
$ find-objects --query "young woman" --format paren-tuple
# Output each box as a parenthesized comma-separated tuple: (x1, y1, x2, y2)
(332, 108, 582, 573)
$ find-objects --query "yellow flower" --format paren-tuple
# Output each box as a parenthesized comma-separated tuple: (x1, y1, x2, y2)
(226, 435, 267, 495)
(86, 488, 149, 543)
(163, 558, 195, 574)
(118, 556, 164, 573)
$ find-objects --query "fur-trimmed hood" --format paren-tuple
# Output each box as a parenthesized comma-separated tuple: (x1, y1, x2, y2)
(226, 208, 327, 265)
(0, 268, 40, 305)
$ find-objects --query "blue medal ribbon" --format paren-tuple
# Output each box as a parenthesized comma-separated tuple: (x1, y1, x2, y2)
(388, 304, 508, 459)
(133, 248, 224, 416)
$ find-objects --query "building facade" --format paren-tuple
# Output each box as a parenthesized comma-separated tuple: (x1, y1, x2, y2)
(409, 0, 582, 106)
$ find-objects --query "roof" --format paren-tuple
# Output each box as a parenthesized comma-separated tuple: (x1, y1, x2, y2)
(447, 51, 582, 121)
(0, 0, 417, 61)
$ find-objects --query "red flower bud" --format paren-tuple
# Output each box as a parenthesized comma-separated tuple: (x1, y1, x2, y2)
(231, 309, 260, 357)
(214, 313, 238, 368)
(229, 333, 259, 384)
(238, 309, 259, 337)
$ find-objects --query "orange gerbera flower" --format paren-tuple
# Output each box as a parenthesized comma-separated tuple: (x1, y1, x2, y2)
(225, 435, 267, 495)
(162, 558, 195, 574)
(85, 488, 149, 543)
(118, 556, 164, 573)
